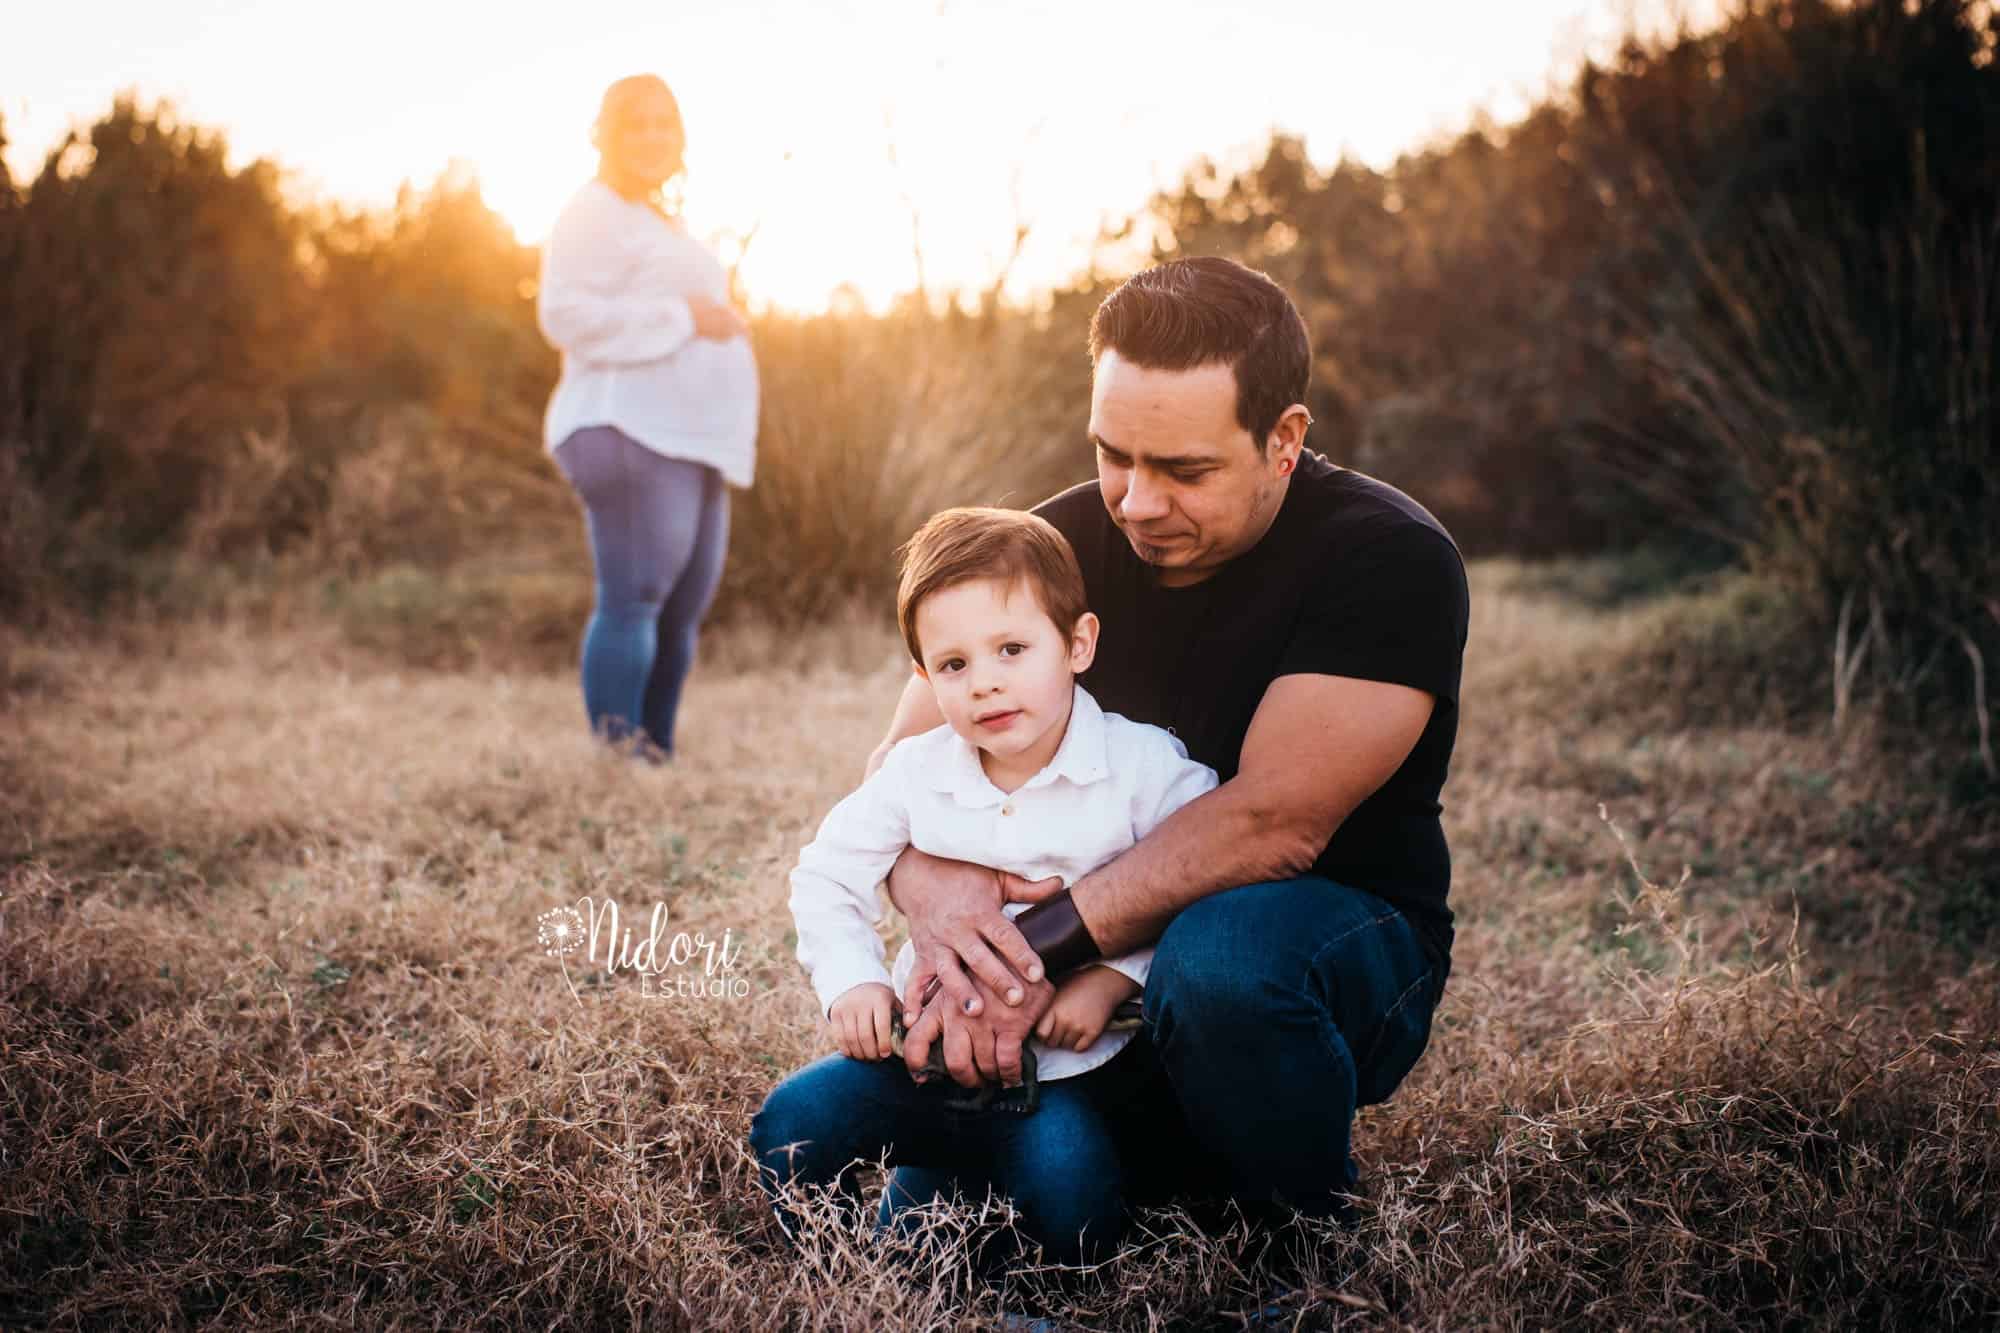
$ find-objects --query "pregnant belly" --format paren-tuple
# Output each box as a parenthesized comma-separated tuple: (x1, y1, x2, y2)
(656, 339, 758, 429)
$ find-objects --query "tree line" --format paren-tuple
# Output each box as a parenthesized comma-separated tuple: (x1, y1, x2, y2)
(1, 0, 1993, 762)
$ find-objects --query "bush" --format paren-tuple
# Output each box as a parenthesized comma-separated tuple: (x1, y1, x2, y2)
(1126, 0, 1998, 762)
(1573, 0, 1999, 762)
(724, 304, 1093, 624)
(0, 99, 320, 580)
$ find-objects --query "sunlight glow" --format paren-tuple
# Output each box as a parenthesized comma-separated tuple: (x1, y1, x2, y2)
(2, 0, 1722, 313)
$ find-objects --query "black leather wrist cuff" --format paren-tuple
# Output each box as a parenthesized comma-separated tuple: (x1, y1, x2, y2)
(1014, 889, 1102, 979)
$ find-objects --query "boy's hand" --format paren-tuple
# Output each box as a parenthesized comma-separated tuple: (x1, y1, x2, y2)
(1033, 965, 1138, 1054)
(828, 983, 897, 1061)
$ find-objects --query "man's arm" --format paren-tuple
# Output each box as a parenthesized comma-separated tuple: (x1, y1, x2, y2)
(865, 672, 944, 780)
(899, 672, 1432, 1088)
(1065, 672, 1433, 954)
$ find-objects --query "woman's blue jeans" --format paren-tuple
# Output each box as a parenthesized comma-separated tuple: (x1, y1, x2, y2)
(552, 426, 729, 755)
(750, 877, 1441, 1266)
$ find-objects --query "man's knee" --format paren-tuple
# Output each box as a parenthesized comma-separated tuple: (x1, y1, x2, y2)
(1142, 877, 1430, 1050)
(1143, 882, 1294, 1042)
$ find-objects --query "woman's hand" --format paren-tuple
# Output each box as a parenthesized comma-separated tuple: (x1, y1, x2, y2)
(687, 295, 748, 341)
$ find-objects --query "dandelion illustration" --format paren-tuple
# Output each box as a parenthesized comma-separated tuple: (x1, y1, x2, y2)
(538, 905, 584, 956)
(538, 905, 586, 1004)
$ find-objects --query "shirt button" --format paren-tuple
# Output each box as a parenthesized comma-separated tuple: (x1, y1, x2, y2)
(1000, 803, 1014, 816)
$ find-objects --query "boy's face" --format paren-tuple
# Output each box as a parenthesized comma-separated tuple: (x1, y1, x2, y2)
(913, 576, 1099, 781)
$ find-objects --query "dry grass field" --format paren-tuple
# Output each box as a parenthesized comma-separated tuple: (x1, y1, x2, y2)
(3, 563, 1996, 1329)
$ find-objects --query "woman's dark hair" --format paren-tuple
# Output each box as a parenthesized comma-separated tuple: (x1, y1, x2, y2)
(1087, 256, 1311, 451)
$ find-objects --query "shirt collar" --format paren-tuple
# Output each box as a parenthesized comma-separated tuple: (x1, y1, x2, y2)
(927, 684, 1111, 807)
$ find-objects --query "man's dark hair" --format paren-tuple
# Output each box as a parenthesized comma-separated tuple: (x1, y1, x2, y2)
(1088, 256, 1311, 453)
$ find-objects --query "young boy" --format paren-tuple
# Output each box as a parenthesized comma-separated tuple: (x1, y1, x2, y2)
(748, 506, 1217, 1269)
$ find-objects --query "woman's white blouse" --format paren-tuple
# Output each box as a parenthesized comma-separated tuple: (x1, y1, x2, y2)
(536, 180, 759, 487)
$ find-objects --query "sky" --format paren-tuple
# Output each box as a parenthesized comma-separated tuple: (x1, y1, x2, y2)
(3, 0, 1719, 312)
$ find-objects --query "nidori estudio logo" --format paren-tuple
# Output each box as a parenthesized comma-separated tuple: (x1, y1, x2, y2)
(537, 897, 747, 1005)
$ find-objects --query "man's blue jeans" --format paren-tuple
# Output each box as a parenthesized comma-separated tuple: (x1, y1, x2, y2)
(751, 877, 1441, 1262)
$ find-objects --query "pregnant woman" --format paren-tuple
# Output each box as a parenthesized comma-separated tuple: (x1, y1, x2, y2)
(537, 73, 757, 760)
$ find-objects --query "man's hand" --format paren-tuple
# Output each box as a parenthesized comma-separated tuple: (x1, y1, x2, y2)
(901, 967, 1056, 1089)
(885, 846, 1064, 1022)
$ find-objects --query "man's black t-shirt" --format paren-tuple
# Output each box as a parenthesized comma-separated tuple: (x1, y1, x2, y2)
(1034, 450, 1469, 974)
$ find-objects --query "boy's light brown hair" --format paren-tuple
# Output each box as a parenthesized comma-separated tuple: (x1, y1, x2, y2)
(896, 507, 1090, 666)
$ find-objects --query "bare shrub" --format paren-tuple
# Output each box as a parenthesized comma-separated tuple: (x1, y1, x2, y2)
(723, 305, 1092, 626)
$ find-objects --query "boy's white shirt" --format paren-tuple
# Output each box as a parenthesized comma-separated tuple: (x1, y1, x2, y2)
(788, 683, 1219, 1081)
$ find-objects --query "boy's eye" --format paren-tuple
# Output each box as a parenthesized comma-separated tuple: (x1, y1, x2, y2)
(938, 658, 965, 673)
(1000, 642, 1027, 657)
